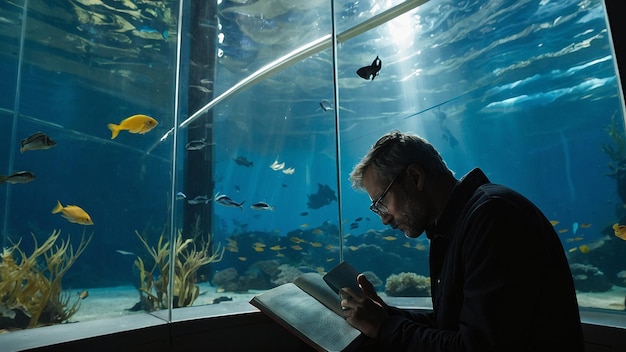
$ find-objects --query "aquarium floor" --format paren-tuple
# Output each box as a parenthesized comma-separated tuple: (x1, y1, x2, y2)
(68, 282, 626, 323)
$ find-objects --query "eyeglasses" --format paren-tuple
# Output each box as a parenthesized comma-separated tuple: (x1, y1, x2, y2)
(369, 171, 403, 217)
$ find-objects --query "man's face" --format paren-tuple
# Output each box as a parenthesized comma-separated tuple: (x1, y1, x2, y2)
(362, 167, 428, 239)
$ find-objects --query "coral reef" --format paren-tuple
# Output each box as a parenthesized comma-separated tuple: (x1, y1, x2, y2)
(384, 272, 431, 297)
(212, 261, 304, 292)
(0, 229, 92, 329)
(361, 271, 383, 289)
(134, 229, 224, 310)
(570, 263, 612, 293)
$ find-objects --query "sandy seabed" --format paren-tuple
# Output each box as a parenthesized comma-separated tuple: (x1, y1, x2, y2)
(69, 282, 258, 322)
(69, 283, 626, 323)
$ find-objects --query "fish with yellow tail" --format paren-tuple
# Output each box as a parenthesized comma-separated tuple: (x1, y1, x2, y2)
(52, 200, 94, 225)
(107, 114, 158, 139)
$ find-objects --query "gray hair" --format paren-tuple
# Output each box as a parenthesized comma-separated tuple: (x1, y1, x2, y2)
(349, 130, 453, 189)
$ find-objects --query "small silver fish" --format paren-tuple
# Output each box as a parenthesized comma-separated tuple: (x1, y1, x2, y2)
(21, 132, 56, 153)
(0, 171, 36, 184)
(319, 99, 334, 111)
(188, 195, 211, 205)
(250, 202, 274, 211)
(190, 85, 212, 93)
(186, 138, 213, 151)
(215, 194, 245, 210)
(116, 249, 135, 256)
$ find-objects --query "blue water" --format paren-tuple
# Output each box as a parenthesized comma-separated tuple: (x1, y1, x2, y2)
(0, 0, 624, 298)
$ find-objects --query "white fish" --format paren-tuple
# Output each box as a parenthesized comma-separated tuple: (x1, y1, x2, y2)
(186, 138, 213, 151)
(282, 167, 295, 175)
(188, 195, 211, 204)
(270, 160, 285, 171)
(116, 249, 135, 256)
(215, 194, 245, 210)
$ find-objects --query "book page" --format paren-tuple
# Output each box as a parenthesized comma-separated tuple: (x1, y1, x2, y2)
(250, 282, 362, 352)
(294, 272, 344, 316)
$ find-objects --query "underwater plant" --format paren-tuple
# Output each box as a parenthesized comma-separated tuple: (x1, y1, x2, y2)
(384, 272, 431, 297)
(134, 229, 224, 310)
(0, 229, 92, 329)
(602, 111, 626, 204)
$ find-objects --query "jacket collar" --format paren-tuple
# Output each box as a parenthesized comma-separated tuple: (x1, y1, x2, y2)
(425, 168, 490, 240)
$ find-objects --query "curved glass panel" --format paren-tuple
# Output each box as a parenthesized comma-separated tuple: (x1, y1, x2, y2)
(0, 0, 624, 343)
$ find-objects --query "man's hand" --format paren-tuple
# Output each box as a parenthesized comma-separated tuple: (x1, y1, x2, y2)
(340, 274, 389, 338)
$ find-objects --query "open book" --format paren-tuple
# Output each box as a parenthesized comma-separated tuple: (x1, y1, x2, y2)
(249, 261, 366, 352)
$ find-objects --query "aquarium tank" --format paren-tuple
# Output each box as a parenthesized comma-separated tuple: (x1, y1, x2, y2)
(0, 0, 625, 336)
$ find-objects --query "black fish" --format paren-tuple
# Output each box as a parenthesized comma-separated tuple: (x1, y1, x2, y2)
(234, 156, 253, 167)
(356, 56, 382, 80)
(211, 296, 233, 304)
(21, 132, 56, 153)
(250, 201, 274, 211)
(300, 212, 309, 216)
(0, 171, 36, 184)
(307, 183, 337, 209)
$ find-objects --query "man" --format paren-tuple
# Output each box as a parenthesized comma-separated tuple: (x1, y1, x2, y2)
(341, 130, 584, 351)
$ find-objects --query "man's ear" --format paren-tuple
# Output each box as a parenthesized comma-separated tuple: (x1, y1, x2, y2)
(406, 164, 425, 191)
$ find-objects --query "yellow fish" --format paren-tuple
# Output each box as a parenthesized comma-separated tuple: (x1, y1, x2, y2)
(107, 114, 158, 139)
(325, 244, 334, 250)
(253, 247, 264, 252)
(612, 223, 626, 241)
(290, 237, 306, 243)
(312, 229, 323, 235)
(253, 242, 266, 248)
(291, 245, 303, 251)
(309, 242, 323, 247)
(549, 220, 559, 226)
(415, 243, 427, 251)
(78, 290, 89, 299)
(269, 245, 285, 251)
(382, 236, 397, 241)
(566, 236, 584, 243)
(52, 201, 93, 225)
(558, 229, 568, 234)
(238, 256, 247, 261)
(579, 245, 590, 254)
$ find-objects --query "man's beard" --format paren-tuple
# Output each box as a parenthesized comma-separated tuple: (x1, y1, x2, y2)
(401, 197, 428, 238)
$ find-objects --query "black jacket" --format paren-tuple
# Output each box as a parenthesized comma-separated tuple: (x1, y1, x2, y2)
(375, 168, 584, 351)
